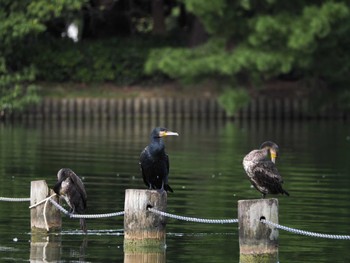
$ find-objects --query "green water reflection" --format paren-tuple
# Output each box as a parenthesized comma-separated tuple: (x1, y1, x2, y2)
(0, 119, 349, 262)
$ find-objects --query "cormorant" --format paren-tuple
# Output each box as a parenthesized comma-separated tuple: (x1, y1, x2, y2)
(53, 168, 87, 233)
(140, 127, 179, 192)
(243, 141, 289, 198)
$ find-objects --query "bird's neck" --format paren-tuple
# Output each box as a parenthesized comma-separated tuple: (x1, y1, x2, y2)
(149, 138, 165, 155)
(261, 148, 270, 160)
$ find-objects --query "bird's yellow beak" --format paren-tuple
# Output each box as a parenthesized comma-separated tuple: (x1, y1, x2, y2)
(159, 131, 179, 137)
(270, 150, 277, 163)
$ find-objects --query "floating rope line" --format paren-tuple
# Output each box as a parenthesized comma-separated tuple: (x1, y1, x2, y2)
(261, 219, 350, 240)
(0, 197, 30, 202)
(49, 199, 125, 219)
(148, 207, 238, 224)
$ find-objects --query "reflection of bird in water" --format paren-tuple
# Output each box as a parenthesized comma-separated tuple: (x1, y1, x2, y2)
(140, 127, 179, 192)
(53, 168, 87, 233)
(243, 141, 289, 198)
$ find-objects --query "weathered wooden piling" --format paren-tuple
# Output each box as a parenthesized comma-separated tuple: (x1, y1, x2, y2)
(30, 180, 61, 233)
(238, 198, 279, 263)
(124, 189, 167, 251)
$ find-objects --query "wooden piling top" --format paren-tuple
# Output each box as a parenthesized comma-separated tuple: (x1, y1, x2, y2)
(238, 198, 279, 257)
(124, 189, 167, 250)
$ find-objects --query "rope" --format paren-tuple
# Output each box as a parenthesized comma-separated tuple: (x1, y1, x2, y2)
(0, 197, 30, 202)
(49, 199, 125, 219)
(43, 196, 51, 231)
(29, 193, 57, 209)
(261, 219, 350, 240)
(148, 207, 238, 224)
(2, 195, 350, 239)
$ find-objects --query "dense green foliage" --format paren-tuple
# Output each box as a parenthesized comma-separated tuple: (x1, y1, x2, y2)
(218, 88, 250, 117)
(0, 0, 87, 114)
(2, 0, 350, 116)
(146, 0, 350, 112)
(29, 37, 173, 84)
(0, 58, 39, 114)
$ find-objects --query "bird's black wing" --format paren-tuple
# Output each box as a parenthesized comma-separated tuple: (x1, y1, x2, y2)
(164, 153, 174, 192)
(140, 146, 151, 188)
(165, 153, 169, 176)
(251, 161, 285, 194)
(68, 171, 87, 209)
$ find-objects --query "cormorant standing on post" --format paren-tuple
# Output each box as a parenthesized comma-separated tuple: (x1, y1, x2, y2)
(53, 168, 87, 233)
(140, 127, 179, 192)
(243, 141, 289, 198)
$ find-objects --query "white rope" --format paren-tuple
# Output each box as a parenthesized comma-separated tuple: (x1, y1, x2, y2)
(0, 197, 30, 202)
(261, 219, 350, 240)
(43, 196, 50, 231)
(148, 207, 238, 224)
(49, 199, 125, 219)
(29, 193, 57, 209)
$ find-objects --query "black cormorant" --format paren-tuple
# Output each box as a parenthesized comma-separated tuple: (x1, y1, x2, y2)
(140, 127, 179, 192)
(53, 168, 88, 233)
(243, 141, 289, 198)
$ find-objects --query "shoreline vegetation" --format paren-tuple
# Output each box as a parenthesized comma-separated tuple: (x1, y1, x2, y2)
(39, 79, 310, 99)
(3, 80, 348, 121)
(2, 2, 350, 119)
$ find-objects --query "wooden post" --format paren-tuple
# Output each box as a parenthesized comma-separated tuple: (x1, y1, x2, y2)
(124, 189, 167, 251)
(30, 180, 61, 233)
(238, 198, 279, 263)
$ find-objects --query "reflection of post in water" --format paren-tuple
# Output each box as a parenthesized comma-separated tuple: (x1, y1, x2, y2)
(238, 199, 279, 263)
(68, 237, 88, 262)
(30, 235, 61, 262)
(124, 250, 166, 263)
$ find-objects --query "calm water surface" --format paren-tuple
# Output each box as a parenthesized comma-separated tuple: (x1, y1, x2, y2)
(0, 118, 349, 262)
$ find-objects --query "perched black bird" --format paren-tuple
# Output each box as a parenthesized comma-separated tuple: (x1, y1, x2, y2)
(53, 168, 88, 233)
(140, 127, 179, 192)
(243, 141, 289, 198)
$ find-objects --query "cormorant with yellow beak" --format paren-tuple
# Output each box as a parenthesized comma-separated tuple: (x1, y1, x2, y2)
(243, 141, 289, 198)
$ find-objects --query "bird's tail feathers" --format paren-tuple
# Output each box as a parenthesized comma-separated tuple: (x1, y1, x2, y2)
(283, 189, 290, 196)
(165, 184, 174, 193)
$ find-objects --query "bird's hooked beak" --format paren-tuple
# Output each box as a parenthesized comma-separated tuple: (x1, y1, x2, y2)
(270, 150, 277, 163)
(159, 131, 179, 137)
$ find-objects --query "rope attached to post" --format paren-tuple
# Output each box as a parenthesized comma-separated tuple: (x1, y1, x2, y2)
(49, 199, 125, 219)
(148, 207, 238, 224)
(261, 218, 350, 240)
(29, 193, 57, 209)
(1, 195, 350, 239)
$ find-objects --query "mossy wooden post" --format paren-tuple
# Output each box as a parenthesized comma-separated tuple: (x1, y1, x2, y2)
(124, 189, 167, 251)
(238, 199, 279, 263)
(30, 180, 61, 233)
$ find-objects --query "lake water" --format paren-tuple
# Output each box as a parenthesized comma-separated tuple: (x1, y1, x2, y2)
(0, 118, 349, 262)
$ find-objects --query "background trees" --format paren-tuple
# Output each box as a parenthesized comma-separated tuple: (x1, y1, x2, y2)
(1, 0, 350, 114)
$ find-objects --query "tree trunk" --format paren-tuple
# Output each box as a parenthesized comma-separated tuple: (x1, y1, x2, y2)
(152, 0, 166, 35)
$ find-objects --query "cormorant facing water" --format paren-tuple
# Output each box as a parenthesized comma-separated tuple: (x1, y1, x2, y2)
(53, 168, 87, 233)
(140, 127, 179, 192)
(243, 141, 289, 198)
